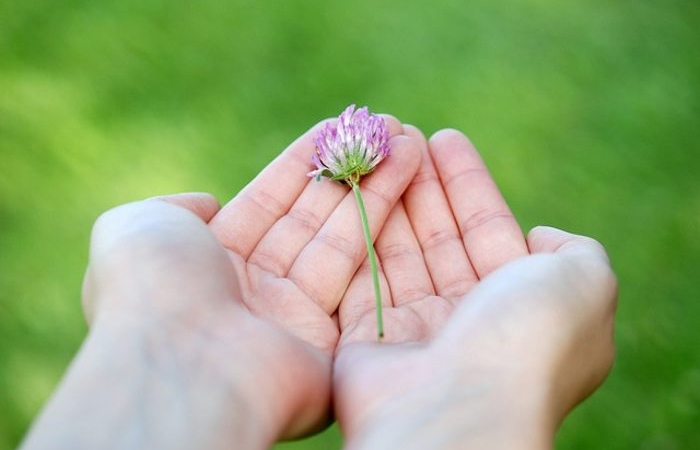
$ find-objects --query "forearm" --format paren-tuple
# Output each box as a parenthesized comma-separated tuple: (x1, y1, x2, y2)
(20, 314, 274, 450)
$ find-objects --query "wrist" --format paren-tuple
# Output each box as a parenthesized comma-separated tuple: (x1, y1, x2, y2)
(23, 311, 295, 449)
(341, 349, 555, 450)
(92, 310, 333, 443)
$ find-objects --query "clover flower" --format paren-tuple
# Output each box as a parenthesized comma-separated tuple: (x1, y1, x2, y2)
(309, 105, 390, 339)
(309, 105, 390, 185)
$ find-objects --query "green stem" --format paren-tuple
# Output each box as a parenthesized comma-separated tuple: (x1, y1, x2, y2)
(351, 182, 384, 340)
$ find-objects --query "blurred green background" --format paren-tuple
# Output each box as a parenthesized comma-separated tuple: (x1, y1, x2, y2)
(1, 0, 698, 448)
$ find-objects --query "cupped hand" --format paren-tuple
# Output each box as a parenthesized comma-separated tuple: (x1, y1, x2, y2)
(203, 116, 420, 354)
(333, 128, 617, 448)
(82, 117, 421, 442)
(337, 127, 529, 343)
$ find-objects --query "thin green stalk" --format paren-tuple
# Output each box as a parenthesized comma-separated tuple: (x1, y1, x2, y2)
(351, 182, 384, 340)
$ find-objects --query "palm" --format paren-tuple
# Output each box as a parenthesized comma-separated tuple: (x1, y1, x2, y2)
(334, 127, 531, 433)
(337, 127, 528, 343)
(128, 119, 420, 439)
(208, 119, 421, 354)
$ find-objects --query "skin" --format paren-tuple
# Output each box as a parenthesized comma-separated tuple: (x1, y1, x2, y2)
(334, 127, 617, 449)
(22, 117, 420, 449)
(20, 120, 617, 450)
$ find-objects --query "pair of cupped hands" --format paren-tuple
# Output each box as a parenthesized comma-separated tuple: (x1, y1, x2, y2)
(36, 117, 617, 449)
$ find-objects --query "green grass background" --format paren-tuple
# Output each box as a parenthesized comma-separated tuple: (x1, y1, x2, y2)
(1, 0, 698, 448)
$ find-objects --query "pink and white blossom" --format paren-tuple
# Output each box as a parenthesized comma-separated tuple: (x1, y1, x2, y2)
(308, 105, 390, 185)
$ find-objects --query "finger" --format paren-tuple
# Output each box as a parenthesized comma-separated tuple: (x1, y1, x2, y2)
(402, 125, 477, 300)
(338, 249, 391, 333)
(339, 200, 432, 331)
(151, 192, 221, 222)
(247, 116, 405, 276)
(379, 113, 404, 137)
(207, 120, 330, 258)
(527, 226, 617, 305)
(374, 201, 434, 305)
(84, 199, 238, 322)
(527, 226, 610, 263)
(429, 129, 528, 279)
(442, 227, 617, 343)
(247, 177, 348, 276)
(287, 134, 422, 314)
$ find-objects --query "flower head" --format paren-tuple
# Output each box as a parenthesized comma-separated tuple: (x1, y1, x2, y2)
(309, 105, 390, 185)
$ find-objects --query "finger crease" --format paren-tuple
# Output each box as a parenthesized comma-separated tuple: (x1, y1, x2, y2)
(441, 167, 489, 188)
(421, 229, 463, 252)
(316, 231, 361, 263)
(243, 189, 288, 219)
(287, 208, 323, 233)
(379, 242, 420, 261)
(459, 209, 515, 235)
(359, 182, 393, 209)
(409, 169, 440, 187)
(248, 251, 287, 278)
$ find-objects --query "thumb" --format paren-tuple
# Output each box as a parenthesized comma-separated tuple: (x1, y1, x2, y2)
(82, 197, 235, 325)
(527, 226, 611, 264)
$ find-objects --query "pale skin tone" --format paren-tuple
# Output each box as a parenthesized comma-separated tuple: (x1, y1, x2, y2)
(20, 118, 617, 449)
(334, 127, 617, 449)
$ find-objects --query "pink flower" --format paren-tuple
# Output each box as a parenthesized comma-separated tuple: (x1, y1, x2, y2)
(309, 105, 390, 185)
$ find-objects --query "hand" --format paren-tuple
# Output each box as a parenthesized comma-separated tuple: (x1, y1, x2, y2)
(333, 128, 617, 449)
(22, 118, 421, 449)
(206, 116, 419, 354)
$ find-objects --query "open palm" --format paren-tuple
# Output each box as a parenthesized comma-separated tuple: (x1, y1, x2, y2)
(81, 116, 421, 442)
(332, 126, 528, 434)
(337, 126, 528, 344)
(207, 118, 421, 354)
(333, 127, 616, 445)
